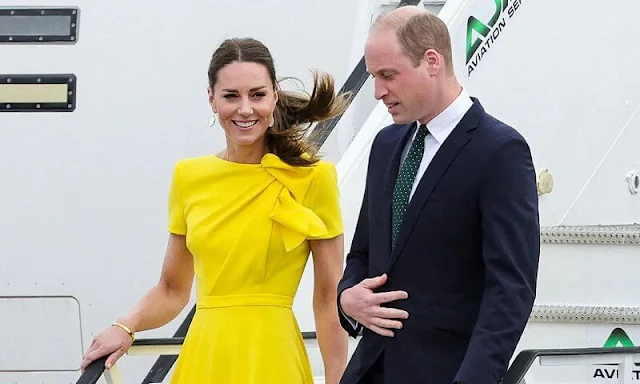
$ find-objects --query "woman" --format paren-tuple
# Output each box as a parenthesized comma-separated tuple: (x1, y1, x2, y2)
(81, 37, 350, 383)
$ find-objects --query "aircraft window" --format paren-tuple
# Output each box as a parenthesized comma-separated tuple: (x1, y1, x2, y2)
(0, 7, 79, 43)
(0, 75, 76, 112)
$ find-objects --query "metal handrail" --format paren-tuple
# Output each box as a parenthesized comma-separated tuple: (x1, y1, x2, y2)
(76, 333, 319, 384)
(76, 338, 183, 384)
(80, 343, 640, 384)
(77, 356, 108, 384)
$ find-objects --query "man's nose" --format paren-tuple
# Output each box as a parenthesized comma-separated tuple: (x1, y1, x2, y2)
(374, 79, 387, 100)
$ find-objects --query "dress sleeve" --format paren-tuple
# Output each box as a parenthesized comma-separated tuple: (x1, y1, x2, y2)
(305, 161, 344, 239)
(168, 161, 187, 235)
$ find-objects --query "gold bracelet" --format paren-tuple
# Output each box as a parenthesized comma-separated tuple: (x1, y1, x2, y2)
(112, 322, 135, 341)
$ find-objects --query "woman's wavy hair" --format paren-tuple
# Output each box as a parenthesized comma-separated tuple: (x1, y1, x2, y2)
(208, 38, 351, 166)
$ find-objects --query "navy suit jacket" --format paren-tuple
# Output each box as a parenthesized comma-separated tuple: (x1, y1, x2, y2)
(338, 99, 540, 384)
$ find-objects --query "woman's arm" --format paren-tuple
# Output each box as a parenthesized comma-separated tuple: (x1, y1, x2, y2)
(310, 235, 348, 384)
(81, 233, 194, 370)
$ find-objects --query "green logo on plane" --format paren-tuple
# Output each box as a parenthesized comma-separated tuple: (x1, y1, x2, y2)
(466, 0, 508, 63)
(603, 328, 634, 348)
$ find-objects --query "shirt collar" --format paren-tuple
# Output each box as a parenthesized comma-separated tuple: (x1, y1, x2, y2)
(420, 88, 473, 144)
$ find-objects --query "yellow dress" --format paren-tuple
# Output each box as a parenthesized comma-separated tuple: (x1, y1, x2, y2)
(167, 153, 343, 384)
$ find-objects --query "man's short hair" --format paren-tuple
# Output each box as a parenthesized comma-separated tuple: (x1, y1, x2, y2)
(374, 10, 454, 73)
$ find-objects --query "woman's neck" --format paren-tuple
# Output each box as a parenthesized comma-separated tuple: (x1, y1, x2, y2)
(221, 143, 269, 164)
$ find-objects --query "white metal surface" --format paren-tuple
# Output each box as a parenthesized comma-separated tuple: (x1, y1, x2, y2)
(539, 353, 640, 384)
(126, 344, 182, 357)
(0, 296, 82, 371)
(104, 365, 122, 384)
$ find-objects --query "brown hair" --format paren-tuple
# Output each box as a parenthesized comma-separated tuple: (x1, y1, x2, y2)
(374, 10, 454, 74)
(207, 38, 351, 166)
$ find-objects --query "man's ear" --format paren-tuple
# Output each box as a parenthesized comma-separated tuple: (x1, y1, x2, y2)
(423, 49, 443, 76)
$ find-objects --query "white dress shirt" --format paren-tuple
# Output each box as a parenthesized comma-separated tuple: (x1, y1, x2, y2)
(341, 88, 473, 330)
(401, 88, 473, 201)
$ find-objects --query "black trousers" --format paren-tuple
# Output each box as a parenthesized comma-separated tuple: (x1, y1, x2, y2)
(359, 351, 385, 384)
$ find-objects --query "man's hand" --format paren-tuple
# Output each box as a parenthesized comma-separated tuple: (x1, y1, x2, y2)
(340, 274, 409, 337)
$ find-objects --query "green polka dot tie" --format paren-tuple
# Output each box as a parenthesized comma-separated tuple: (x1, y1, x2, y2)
(391, 124, 429, 248)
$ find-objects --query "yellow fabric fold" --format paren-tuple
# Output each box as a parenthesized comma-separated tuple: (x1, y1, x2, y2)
(262, 153, 329, 251)
(270, 188, 328, 251)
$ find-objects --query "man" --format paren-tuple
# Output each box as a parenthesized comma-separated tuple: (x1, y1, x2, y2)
(337, 6, 540, 384)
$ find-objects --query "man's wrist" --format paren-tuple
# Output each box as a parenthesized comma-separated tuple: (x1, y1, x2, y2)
(338, 290, 359, 329)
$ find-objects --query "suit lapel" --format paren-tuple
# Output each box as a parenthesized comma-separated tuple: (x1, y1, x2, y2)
(386, 101, 483, 270)
(380, 122, 416, 257)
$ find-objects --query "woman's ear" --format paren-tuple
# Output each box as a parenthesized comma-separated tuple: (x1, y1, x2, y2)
(208, 86, 217, 113)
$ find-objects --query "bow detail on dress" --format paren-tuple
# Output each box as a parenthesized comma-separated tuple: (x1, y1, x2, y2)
(261, 154, 329, 252)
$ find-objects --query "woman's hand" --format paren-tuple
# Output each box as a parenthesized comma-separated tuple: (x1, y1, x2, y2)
(81, 324, 133, 371)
